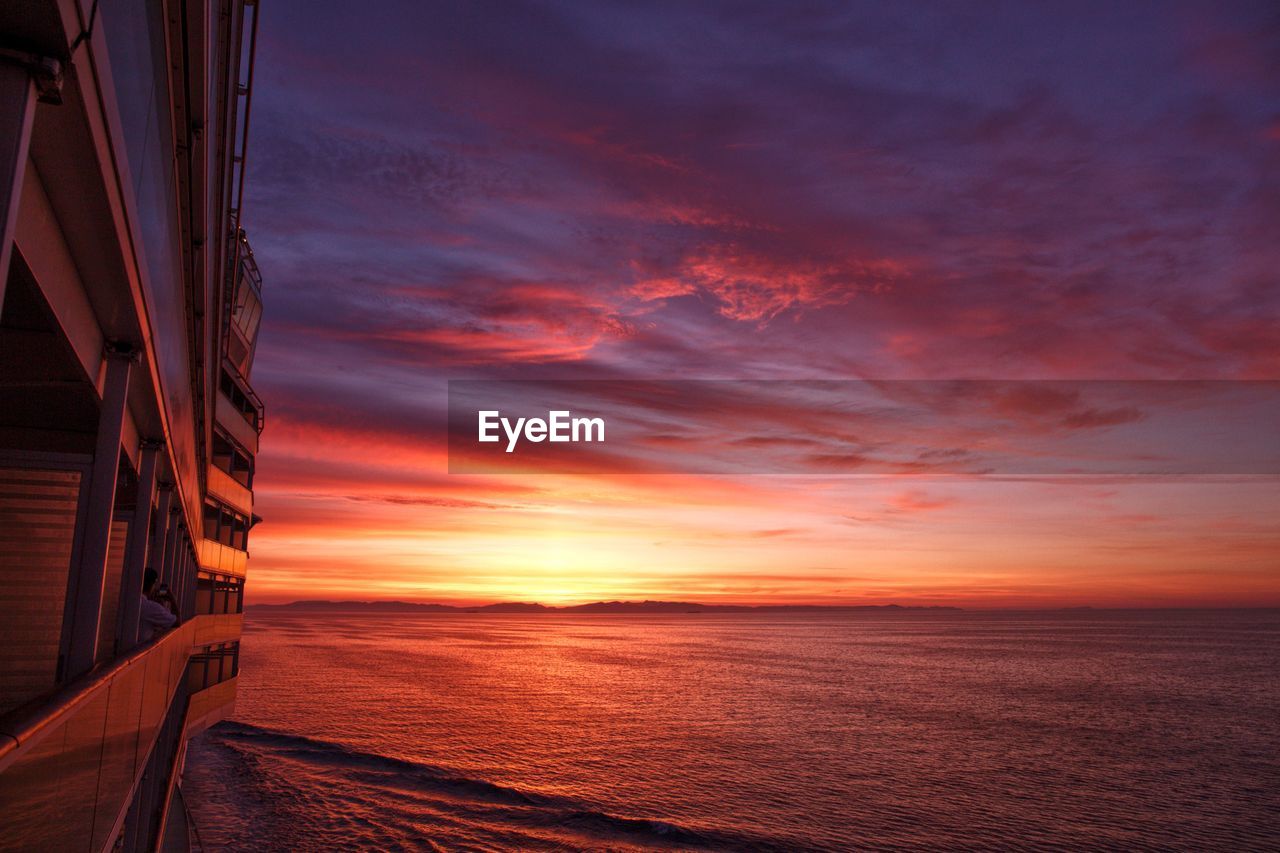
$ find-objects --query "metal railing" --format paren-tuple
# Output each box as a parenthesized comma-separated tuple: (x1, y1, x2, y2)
(0, 614, 235, 852)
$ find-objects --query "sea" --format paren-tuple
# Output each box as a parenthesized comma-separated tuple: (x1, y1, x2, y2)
(181, 610, 1280, 851)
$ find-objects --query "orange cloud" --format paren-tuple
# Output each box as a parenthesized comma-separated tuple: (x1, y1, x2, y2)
(631, 248, 907, 322)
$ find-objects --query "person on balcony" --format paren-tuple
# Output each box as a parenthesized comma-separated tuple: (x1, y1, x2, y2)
(140, 568, 178, 641)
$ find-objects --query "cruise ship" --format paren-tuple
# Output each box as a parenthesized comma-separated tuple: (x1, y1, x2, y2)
(0, 0, 263, 848)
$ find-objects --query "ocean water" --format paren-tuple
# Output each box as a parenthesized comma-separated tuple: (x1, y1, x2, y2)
(182, 611, 1280, 851)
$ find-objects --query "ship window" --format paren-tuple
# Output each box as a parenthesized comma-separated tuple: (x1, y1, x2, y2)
(187, 641, 241, 690)
(194, 573, 244, 615)
(219, 369, 262, 431)
(233, 268, 263, 342)
(223, 575, 244, 613)
(203, 502, 220, 539)
(212, 431, 254, 487)
(196, 572, 214, 614)
(203, 500, 250, 551)
(186, 654, 208, 691)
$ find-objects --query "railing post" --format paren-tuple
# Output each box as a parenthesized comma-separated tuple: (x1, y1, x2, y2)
(182, 538, 193, 609)
(0, 59, 36, 310)
(174, 547, 190, 621)
(161, 511, 182, 591)
(128, 762, 159, 853)
(149, 485, 173, 576)
(64, 344, 136, 678)
(170, 547, 183, 621)
(0, 50, 59, 311)
(183, 553, 198, 619)
(118, 442, 162, 650)
(169, 536, 182, 609)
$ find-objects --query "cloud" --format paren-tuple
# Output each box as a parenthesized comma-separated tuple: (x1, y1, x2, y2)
(1060, 407, 1145, 429)
(236, 0, 1280, 605)
(887, 490, 956, 513)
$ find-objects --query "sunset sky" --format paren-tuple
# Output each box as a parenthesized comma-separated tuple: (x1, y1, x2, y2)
(240, 2, 1279, 607)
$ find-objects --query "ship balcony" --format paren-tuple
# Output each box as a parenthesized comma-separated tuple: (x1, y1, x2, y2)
(0, 615, 237, 850)
(186, 676, 237, 737)
(200, 499, 253, 577)
(207, 463, 252, 517)
(185, 640, 240, 737)
(192, 611, 242, 647)
(211, 429, 255, 509)
(197, 536, 247, 576)
(215, 366, 263, 454)
(224, 235, 263, 380)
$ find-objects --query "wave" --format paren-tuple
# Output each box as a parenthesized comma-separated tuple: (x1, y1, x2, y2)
(201, 720, 801, 851)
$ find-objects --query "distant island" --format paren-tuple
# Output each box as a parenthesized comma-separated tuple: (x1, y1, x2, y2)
(248, 599, 962, 614)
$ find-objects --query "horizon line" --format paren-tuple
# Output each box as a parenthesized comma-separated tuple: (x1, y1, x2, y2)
(246, 597, 1280, 613)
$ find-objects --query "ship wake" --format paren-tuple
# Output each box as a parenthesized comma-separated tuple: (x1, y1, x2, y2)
(184, 720, 795, 852)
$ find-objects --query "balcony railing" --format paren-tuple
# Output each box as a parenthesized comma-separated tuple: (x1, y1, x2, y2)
(197, 536, 248, 576)
(192, 612, 243, 648)
(0, 622, 196, 850)
(207, 463, 253, 516)
(215, 390, 259, 455)
(225, 242, 263, 378)
(187, 677, 238, 737)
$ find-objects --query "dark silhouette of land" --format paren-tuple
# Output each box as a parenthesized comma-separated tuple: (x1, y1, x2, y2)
(248, 599, 962, 614)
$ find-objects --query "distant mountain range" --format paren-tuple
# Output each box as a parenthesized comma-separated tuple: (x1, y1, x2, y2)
(248, 599, 962, 613)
